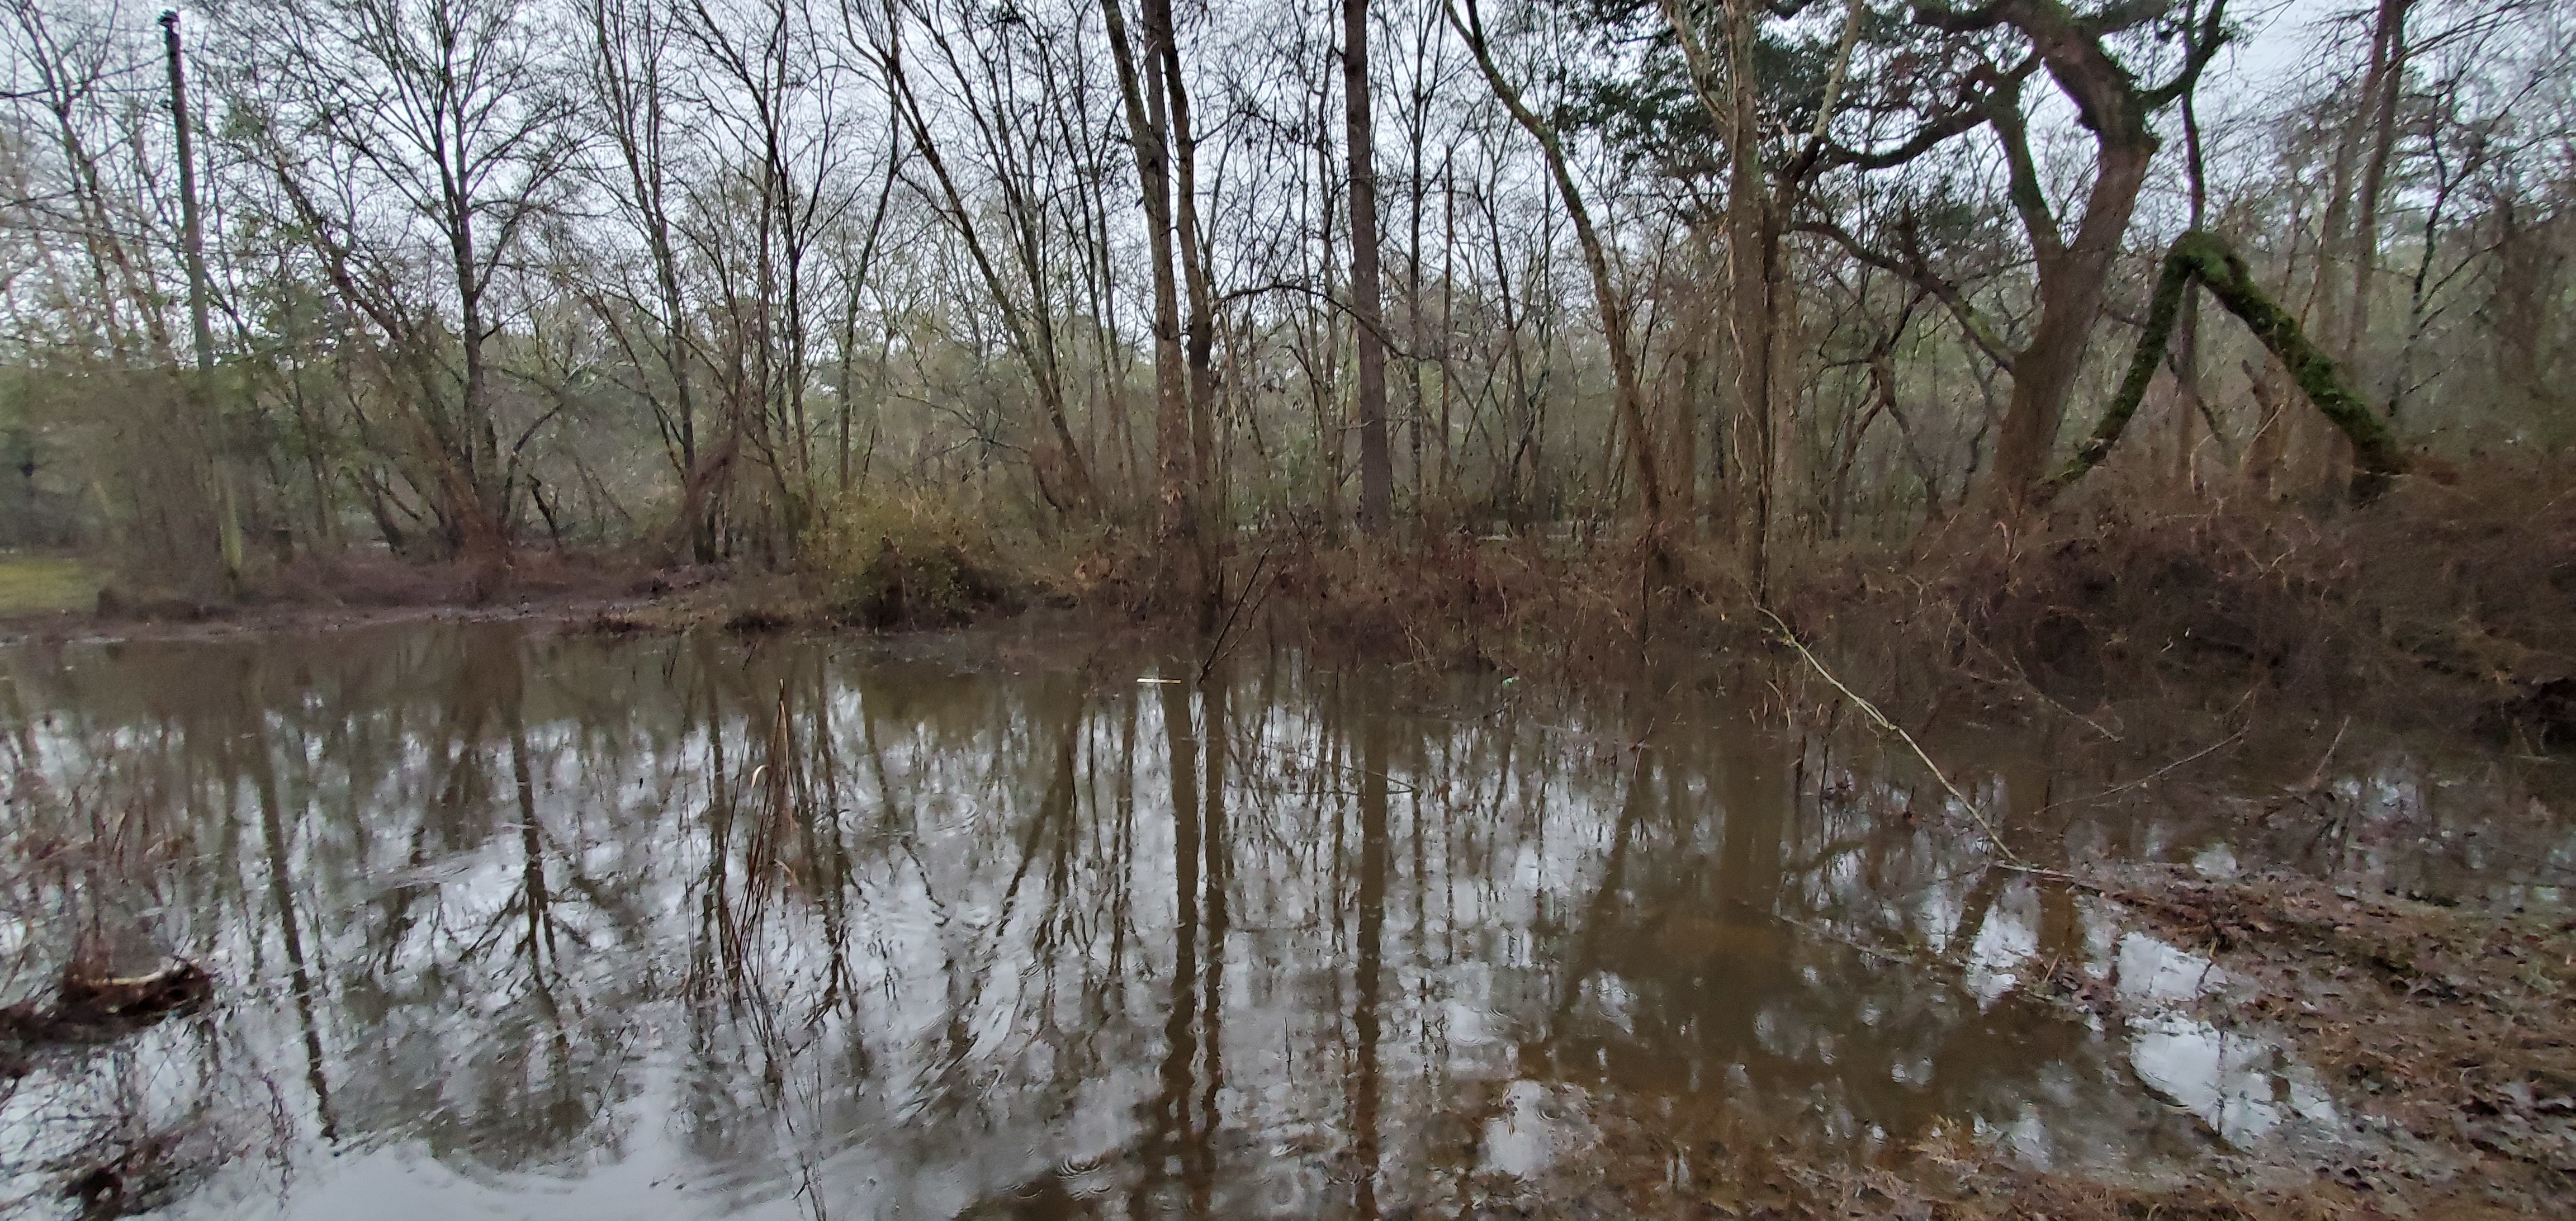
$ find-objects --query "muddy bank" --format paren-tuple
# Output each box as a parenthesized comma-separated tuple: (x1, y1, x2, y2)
(6, 541, 1058, 646)
(1461, 865, 2574, 1220)
(2108, 870, 2574, 1182)
(1251, 470, 2576, 760)
(1999, 865, 2576, 1218)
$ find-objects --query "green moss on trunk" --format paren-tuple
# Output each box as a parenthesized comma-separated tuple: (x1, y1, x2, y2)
(2046, 229, 2409, 504)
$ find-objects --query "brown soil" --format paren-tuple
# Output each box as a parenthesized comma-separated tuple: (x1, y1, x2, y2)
(2109, 870, 2576, 1185)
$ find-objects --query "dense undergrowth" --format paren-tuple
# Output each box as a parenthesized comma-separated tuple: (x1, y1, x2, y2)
(1229, 461, 2576, 757)
(45, 458, 2576, 759)
(1811, 463, 2576, 752)
(799, 489, 1024, 628)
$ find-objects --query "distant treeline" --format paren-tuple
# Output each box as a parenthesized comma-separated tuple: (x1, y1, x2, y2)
(0, 0, 2568, 597)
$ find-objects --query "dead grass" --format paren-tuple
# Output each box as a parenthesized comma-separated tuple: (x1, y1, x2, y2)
(1769, 459, 2576, 754)
(0, 555, 96, 616)
(1219, 458, 2576, 769)
(39, 456, 2576, 766)
(2113, 869, 2576, 1183)
(251, 546, 660, 609)
(802, 489, 1019, 627)
(1249, 524, 1763, 677)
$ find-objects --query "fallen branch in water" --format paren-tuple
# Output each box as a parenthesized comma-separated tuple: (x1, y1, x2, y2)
(1761, 607, 2030, 868)
(1197, 543, 1276, 684)
(2032, 724, 2250, 818)
(0, 960, 214, 1061)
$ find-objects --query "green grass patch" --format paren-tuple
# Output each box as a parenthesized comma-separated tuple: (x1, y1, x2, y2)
(0, 555, 97, 614)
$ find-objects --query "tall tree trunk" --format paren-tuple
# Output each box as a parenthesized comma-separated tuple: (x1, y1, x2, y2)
(595, 0, 709, 554)
(448, 192, 506, 565)
(1403, 108, 1429, 514)
(160, 11, 244, 587)
(1720, 0, 1774, 590)
(1343, 0, 1391, 536)
(1159, 11, 1221, 624)
(1988, 142, 2154, 514)
(2172, 83, 2209, 492)
(1099, 0, 1197, 604)
(1437, 155, 1456, 506)
(1317, 98, 1345, 532)
(2345, 0, 2413, 367)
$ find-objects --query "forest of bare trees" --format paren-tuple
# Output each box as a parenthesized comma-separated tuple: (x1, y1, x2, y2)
(2, 0, 2569, 603)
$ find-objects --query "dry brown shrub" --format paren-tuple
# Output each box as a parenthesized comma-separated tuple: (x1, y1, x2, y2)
(251, 546, 651, 609)
(1251, 523, 1753, 674)
(1793, 458, 2576, 750)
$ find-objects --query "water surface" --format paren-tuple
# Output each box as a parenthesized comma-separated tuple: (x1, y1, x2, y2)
(0, 622, 2550, 1218)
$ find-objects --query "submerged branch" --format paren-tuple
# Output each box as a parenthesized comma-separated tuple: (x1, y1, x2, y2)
(1760, 608, 2030, 867)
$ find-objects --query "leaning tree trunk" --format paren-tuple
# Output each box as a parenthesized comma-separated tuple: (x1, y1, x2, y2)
(2044, 230, 2408, 505)
(1450, 0, 1665, 545)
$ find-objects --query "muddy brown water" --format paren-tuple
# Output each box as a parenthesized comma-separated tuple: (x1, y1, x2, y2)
(0, 622, 2566, 1219)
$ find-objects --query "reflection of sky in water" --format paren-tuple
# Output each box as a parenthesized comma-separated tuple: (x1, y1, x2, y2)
(1480, 1080, 1586, 1180)
(2113, 933, 2339, 1151)
(0, 623, 2485, 1218)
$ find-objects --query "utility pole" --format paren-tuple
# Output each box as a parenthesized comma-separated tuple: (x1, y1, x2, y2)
(163, 11, 214, 373)
(162, 9, 244, 586)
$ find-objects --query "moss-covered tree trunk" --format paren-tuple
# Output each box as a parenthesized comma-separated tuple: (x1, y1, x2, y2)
(2045, 230, 2408, 505)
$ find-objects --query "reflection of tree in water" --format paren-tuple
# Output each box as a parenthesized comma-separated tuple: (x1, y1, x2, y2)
(1517, 738, 2107, 1164)
(0, 625, 2217, 1218)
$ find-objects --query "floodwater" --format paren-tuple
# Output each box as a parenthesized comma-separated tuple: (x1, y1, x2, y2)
(0, 623, 2562, 1219)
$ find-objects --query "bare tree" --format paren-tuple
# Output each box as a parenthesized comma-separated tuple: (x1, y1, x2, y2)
(1098, 0, 1200, 599)
(1448, 0, 1666, 541)
(581, 0, 723, 559)
(231, 0, 582, 561)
